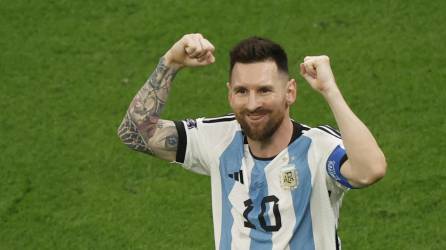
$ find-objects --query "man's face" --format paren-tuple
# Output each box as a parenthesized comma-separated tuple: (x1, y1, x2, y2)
(228, 60, 296, 141)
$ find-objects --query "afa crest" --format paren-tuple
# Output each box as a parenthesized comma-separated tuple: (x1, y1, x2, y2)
(280, 164, 299, 190)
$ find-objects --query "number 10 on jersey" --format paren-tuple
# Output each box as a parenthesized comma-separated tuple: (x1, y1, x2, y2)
(243, 195, 282, 232)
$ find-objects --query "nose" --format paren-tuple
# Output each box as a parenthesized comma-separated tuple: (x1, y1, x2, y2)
(246, 92, 261, 112)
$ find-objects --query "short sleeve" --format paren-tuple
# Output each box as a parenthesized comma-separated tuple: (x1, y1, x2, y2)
(174, 115, 239, 176)
(307, 125, 354, 191)
(174, 118, 212, 175)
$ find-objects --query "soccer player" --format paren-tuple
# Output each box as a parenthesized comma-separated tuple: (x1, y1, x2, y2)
(117, 33, 387, 250)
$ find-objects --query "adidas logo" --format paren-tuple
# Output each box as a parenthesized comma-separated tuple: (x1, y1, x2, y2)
(228, 170, 244, 184)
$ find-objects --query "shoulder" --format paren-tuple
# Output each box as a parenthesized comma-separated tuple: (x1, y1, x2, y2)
(193, 113, 240, 131)
(299, 124, 344, 154)
(176, 113, 241, 140)
(200, 113, 237, 124)
(302, 124, 342, 140)
(175, 113, 241, 165)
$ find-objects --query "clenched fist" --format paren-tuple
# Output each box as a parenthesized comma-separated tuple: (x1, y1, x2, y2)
(163, 33, 215, 69)
(299, 55, 339, 95)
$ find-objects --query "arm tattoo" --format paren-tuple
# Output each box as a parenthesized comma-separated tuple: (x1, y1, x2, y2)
(118, 57, 178, 155)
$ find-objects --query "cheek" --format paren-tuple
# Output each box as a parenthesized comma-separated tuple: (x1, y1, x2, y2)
(268, 96, 288, 112)
(229, 96, 243, 111)
(266, 94, 284, 106)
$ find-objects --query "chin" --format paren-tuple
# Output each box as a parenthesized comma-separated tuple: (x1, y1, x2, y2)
(243, 121, 277, 141)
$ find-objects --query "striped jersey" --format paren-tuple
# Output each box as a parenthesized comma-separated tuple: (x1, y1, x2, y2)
(174, 114, 351, 250)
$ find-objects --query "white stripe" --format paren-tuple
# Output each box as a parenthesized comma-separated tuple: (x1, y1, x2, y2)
(203, 114, 235, 122)
(317, 126, 341, 139)
(321, 125, 341, 137)
(307, 134, 337, 250)
(300, 123, 312, 130)
(211, 160, 223, 250)
(229, 151, 253, 250)
(208, 128, 239, 250)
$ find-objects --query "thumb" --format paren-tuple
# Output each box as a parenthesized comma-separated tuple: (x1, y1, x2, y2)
(187, 53, 215, 67)
(300, 63, 316, 84)
(206, 53, 216, 64)
(197, 52, 216, 66)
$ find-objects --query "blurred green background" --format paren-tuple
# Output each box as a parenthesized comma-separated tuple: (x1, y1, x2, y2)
(1, 0, 445, 249)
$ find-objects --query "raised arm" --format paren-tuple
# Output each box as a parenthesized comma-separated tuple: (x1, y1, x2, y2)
(117, 33, 215, 161)
(300, 56, 387, 188)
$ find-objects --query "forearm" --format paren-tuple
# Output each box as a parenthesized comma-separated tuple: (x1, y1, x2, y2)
(117, 56, 179, 154)
(299, 56, 386, 186)
(323, 88, 387, 185)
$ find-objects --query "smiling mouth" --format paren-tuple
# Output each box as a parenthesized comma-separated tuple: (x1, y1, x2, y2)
(246, 112, 268, 122)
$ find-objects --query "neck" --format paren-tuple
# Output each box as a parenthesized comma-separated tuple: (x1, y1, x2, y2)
(247, 117, 293, 159)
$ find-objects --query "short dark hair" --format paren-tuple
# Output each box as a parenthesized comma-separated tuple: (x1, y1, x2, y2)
(229, 36, 288, 78)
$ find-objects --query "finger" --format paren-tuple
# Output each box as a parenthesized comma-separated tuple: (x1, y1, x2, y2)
(207, 53, 215, 64)
(200, 39, 215, 53)
(197, 53, 206, 62)
(300, 63, 312, 79)
(197, 50, 210, 62)
(204, 51, 216, 64)
(196, 39, 207, 58)
(303, 56, 317, 75)
(197, 51, 215, 64)
(196, 34, 215, 57)
(188, 40, 205, 58)
(189, 33, 207, 58)
(304, 62, 317, 78)
(300, 63, 315, 83)
(304, 56, 313, 62)
(185, 46, 196, 55)
(299, 63, 306, 76)
(202, 51, 215, 64)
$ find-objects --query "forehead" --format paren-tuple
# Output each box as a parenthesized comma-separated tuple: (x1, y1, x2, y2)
(230, 61, 282, 86)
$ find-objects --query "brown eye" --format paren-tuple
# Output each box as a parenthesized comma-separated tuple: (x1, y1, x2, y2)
(259, 87, 272, 94)
(235, 88, 247, 95)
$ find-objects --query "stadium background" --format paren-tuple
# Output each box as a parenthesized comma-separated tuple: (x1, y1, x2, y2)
(1, 0, 445, 249)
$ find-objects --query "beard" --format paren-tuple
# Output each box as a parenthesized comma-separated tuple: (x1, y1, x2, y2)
(235, 107, 286, 142)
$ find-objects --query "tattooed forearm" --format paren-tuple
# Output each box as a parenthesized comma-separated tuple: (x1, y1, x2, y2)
(165, 135, 178, 150)
(117, 112, 151, 153)
(118, 57, 179, 155)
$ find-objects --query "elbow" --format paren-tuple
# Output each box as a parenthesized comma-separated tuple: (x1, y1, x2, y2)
(117, 118, 132, 145)
(117, 123, 126, 143)
(374, 153, 388, 180)
(357, 155, 388, 187)
(116, 118, 151, 154)
(367, 164, 387, 186)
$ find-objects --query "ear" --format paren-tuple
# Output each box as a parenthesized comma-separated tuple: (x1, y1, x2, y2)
(226, 82, 232, 105)
(286, 79, 297, 105)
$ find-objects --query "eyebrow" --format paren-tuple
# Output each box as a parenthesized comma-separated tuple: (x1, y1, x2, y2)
(232, 86, 246, 92)
(231, 81, 275, 88)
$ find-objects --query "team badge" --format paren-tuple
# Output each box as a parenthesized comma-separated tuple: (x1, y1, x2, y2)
(280, 164, 299, 190)
(185, 119, 197, 129)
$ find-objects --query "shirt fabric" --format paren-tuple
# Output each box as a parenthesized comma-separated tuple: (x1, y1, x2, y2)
(174, 114, 350, 250)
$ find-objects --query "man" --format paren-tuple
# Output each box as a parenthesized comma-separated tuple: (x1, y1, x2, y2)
(117, 33, 387, 250)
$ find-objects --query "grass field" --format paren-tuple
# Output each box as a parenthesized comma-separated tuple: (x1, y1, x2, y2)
(1, 0, 445, 249)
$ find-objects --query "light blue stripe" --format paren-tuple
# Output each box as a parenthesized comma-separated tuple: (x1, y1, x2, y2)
(288, 136, 315, 250)
(219, 131, 245, 250)
(249, 159, 272, 250)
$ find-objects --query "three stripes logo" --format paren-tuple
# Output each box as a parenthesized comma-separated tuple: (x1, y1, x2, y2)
(228, 170, 244, 184)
